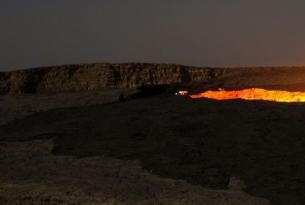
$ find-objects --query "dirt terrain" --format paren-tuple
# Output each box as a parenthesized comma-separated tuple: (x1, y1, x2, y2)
(0, 88, 136, 126)
(0, 138, 270, 205)
(1, 64, 305, 204)
(1, 91, 305, 204)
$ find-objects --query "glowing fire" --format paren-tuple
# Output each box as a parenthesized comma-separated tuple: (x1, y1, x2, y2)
(190, 88, 305, 102)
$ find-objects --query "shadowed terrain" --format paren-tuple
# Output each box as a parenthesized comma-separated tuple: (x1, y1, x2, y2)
(1, 93, 305, 205)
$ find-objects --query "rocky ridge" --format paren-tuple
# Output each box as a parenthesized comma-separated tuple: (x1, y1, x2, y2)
(2, 63, 305, 94)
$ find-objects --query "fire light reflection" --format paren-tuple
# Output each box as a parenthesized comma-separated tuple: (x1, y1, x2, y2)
(189, 88, 305, 103)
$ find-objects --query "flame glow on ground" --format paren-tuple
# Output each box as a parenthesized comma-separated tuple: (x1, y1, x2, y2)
(190, 88, 305, 102)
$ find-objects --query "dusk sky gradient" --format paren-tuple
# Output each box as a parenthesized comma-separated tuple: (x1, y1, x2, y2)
(1, 0, 305, 70)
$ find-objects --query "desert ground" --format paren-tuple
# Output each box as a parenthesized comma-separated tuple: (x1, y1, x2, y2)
(1, 86, 305, 205)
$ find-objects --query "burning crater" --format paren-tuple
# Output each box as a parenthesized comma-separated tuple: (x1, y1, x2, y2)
(189, 88, 305, 103)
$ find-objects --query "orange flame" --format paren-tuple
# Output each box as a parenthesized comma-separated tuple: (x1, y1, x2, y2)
(190, 88, 305, 102)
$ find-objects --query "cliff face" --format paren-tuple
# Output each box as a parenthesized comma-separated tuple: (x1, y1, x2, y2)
(1, 63, 305, 94)
(0, 63, 223, 94)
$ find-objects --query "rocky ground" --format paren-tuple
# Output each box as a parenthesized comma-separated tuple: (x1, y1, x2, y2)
(0, 139, 270, 205)
(1, 87, 305, 204)
(0, 88, 136, 126)
(0, 88, 280, 205)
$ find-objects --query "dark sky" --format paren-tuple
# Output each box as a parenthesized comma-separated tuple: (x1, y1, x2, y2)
(1, 0, 305, 70)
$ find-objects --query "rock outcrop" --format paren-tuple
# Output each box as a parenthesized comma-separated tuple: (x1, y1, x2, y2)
(1, 63, 305, 94)
(0, 139, 271, 205)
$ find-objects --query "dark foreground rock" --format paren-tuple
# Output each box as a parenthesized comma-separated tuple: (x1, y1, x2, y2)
(2, 95, 305, 204)
(0, 139, 271, 205)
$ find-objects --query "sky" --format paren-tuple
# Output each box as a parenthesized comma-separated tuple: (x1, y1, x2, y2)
(1, 0, 305, 70)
